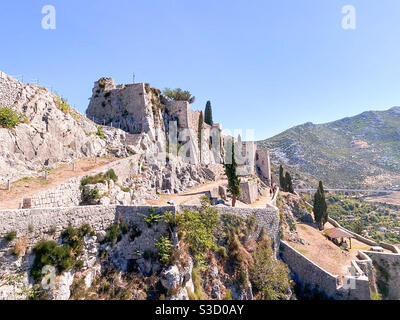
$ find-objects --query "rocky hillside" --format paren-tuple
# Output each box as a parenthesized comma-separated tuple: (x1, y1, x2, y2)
(0, 71, 130, 185)
(258, 107, 400, 189)
(0, 202, 290, 301)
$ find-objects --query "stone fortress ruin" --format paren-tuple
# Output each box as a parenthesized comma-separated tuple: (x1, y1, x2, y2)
(0, 72, 279, 301)
(1, 71, 400, 301)
(86, 77, 273, 204)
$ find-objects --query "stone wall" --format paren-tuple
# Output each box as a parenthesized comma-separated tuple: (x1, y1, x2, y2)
(180, 205, 280, 252)
(0, 71, 21, 108)
(280, 241, 371, 300)
(86, 79, 159, 137)
(237, 141, 256, 176)
(0, 204, 281, 300)
(0, 204, 174, 296)
(0, 205, 173, 251)
(29, 156, 140, 208)
(0, 205, 280, 254)
(255, 149, 271, 185)
(165, 101, 191, 130)
(239, 181, 259, 204)
(364, 251, 400, 300)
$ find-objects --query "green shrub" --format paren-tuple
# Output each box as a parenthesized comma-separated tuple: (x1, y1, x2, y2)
(120, 223, 129, 235)
(61, 224, 94, 256)
(96, 126, 105, 139)
(140, 208, 162, 228)
(98, 79, 106, 88)
(220, 213, 244, 236)
(99, 248, 109, 259)
(48, 225, 57, 235)
(177, 201, 219, 267)
(56, 98, 71, 114)
(223, 289, 233, 300)
(129, 224, 142, 241)
(227, 233, 247, 268)
(162, 211, 178, 229)
(103, 169, 117, 182)
(155, 235, 173, 266)
(246, 215, 257, 230)
(80, 169, 118, 189)
(31, 240, 76, 281)
(31, 224, 94, 281)
(82, 189, 100, 203)
(5, 230, 17, 242)
(121, 186, 130, 193)
(188, 268, 205, 300)
(216, 246, 228, 259)
(163, 88, 195, 104)
(102, 223, 120, 247)
(249, 238, 291, 300)
(0, 107, 23, 129)
(235, 270, 248, 290)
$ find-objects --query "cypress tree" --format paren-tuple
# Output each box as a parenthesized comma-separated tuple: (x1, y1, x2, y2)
(279, 165, 285, 190)
(224, 140, 241, 207)
(204, 101, 213, 126)
(198, 111, 204, 161)
(313, 181, 328, 230)
(285, 172, 294, 194)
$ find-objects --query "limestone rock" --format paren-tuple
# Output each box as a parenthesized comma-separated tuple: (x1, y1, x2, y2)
(96, 231, 106, 243)
(160, 265, 181, 290)
(50, 270, 75, 301)
(0, 72, 128, 185)
(99, 196, 111, 206)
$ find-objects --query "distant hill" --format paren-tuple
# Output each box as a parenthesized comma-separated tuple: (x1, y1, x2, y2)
(258, 107, 400, 189)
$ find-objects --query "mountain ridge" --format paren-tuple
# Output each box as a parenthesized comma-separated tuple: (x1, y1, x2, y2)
(258, 106, 400, 189)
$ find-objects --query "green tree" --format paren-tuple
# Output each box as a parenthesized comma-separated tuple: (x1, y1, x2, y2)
(198, 111, 204, 160)
(279, 165, 285, 190)
(351, 220, 364, 235)
(314, 181, 328, 230)
(177, 199, 219, 267)
(249, 237, 291, 300)
(224, 140, 241, 207)
(163, 88, 195, 104)
(204, 101, 213, 126)
(284, 172, 295, 194)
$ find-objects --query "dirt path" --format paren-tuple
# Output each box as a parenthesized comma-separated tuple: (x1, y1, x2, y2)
(147, 179, 229, 206)
(249, 192, 273, 208)
(286, 223, 372, 278)
(147, 179, 273, 209)
(0, 158, 116, 210)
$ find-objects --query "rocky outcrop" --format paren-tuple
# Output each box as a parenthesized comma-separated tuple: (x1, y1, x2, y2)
(0, 72, 211, 202)
(0, 71, 129, 185)
(280, 193, 314, 227)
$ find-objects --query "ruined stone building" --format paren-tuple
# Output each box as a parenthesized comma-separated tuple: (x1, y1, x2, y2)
(86, 77, 271, 185)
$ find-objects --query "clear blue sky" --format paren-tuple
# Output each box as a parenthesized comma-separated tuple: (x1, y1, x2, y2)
(1, 0, 400, 140)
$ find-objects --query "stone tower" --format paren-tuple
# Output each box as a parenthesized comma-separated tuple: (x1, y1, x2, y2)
(255, 149, 272, 186)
